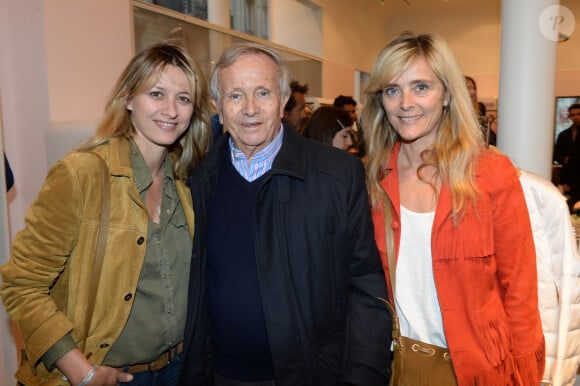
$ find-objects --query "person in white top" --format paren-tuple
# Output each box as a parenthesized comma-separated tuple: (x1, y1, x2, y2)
(519, 169, 580, 386)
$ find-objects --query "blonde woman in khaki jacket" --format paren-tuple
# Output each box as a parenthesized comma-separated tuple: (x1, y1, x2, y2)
(0, 43, 211, 386)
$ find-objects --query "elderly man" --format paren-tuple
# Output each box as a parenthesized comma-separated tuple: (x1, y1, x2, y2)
(180, 43, 391, 386)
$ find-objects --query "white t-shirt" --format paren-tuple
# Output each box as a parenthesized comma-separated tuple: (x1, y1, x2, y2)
(395, 205, 448, 347)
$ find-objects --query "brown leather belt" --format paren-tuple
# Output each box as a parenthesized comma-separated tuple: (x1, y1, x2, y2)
(117, 342, 183, 373)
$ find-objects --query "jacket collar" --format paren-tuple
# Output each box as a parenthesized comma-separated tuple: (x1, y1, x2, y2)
(206, 125, 306, 181)
(383, 142, 400, 203)
(94, 136, 134, 178)
(384, 142, 452, 229)
(271, 125, 306, 180)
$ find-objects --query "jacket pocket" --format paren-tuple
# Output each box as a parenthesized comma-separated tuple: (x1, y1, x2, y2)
(436, 209, 494, 261)
(314, 335, 343, 379)
(168, 204, 192, 263)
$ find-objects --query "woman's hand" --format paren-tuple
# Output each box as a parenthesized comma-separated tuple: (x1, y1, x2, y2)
(56, 349, 133, 385)
(82, 365, 133, 385)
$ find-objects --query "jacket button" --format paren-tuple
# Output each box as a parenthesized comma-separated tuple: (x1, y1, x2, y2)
(137, 236, 145, 245)
(99, 343, 109, 348)
(124, 293, 132, 301)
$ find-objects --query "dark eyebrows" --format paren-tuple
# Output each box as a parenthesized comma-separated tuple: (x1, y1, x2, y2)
(409, 79, 433, 86)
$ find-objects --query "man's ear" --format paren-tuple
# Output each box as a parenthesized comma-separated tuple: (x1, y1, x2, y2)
(281, 94, 290, 118)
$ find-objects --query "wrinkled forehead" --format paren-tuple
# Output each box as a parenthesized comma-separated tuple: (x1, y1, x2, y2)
(219, 52, 278, 84)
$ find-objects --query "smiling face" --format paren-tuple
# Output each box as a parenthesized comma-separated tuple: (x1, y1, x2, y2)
(381, 56, 447, 147)
(127, 64, 193, 155)
(217, 52, 287, 159)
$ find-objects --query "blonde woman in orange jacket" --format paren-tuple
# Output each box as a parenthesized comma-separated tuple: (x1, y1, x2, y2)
(362, 32, 545, 385)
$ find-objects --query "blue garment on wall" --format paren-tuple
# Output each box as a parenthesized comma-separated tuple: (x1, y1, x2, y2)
(4, 153, 14, 191)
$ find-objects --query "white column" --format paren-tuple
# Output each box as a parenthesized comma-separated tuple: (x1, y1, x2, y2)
(497, 0, 560, 179)
(208, 0, 230, 28)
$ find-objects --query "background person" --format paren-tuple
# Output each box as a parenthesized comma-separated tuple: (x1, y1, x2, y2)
(554, 98, 580, 141)
(282, 80, 309, 133)
(554, 103, 580, 210)
(465, 75, 495, 146)
(0, 43, 211, 386)
(362, 32, 544, 385)
(180, 42, 391, 386)
(464, 75, 486, 117)
(490, 142, 580, 386)
(333, 95, 358, 126)
(555, 103, 572, 141)
(517, 169, 580, 386)
(303, 105, 354, 151)
(333, 95, 363, 156)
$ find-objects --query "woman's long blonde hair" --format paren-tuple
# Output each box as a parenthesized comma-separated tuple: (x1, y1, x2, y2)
(361, 32, 483, 218)
(77, 43, 211, 180)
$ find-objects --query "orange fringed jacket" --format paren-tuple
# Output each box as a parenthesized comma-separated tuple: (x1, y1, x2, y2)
(372, 144, 545, 385)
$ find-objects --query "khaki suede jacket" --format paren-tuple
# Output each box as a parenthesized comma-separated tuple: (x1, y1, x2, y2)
(0, 136, 194, 382)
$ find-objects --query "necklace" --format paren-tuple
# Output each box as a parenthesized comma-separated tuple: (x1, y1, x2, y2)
(155, 168, 164, 218)
(147, 166, 164, 222)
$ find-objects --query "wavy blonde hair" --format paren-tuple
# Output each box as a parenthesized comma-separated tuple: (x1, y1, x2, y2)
(77, 43, 211, 180)
(361, 32, 483, 218)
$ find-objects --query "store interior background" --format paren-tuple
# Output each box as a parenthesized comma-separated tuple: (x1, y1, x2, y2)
(0, 0, 579, 383)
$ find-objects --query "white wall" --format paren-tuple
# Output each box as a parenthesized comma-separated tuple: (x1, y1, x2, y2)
(1, 0, 133, 238)
(45, 0, 134, 124)
(270, 0, 323, 57)
(313, 0, 580, 103)
(0, 0, 48, 382)
(0, 0, 133, 382)
(42, 0, 133, 190)
(1, 0, 51, 239)
(381, 0, 580, 102)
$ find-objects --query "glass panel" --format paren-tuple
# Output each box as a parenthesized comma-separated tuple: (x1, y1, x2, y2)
(142, 0, 208, 20)
(230, 0, 269, 40)
(190, 0, 208, 19)
(133, 4, 321, 96)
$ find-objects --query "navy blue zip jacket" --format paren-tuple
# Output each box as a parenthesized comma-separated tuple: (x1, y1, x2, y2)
(180, 126, 391, 386)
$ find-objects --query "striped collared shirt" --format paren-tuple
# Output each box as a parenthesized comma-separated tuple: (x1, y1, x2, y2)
(229, 126, 283, 182)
